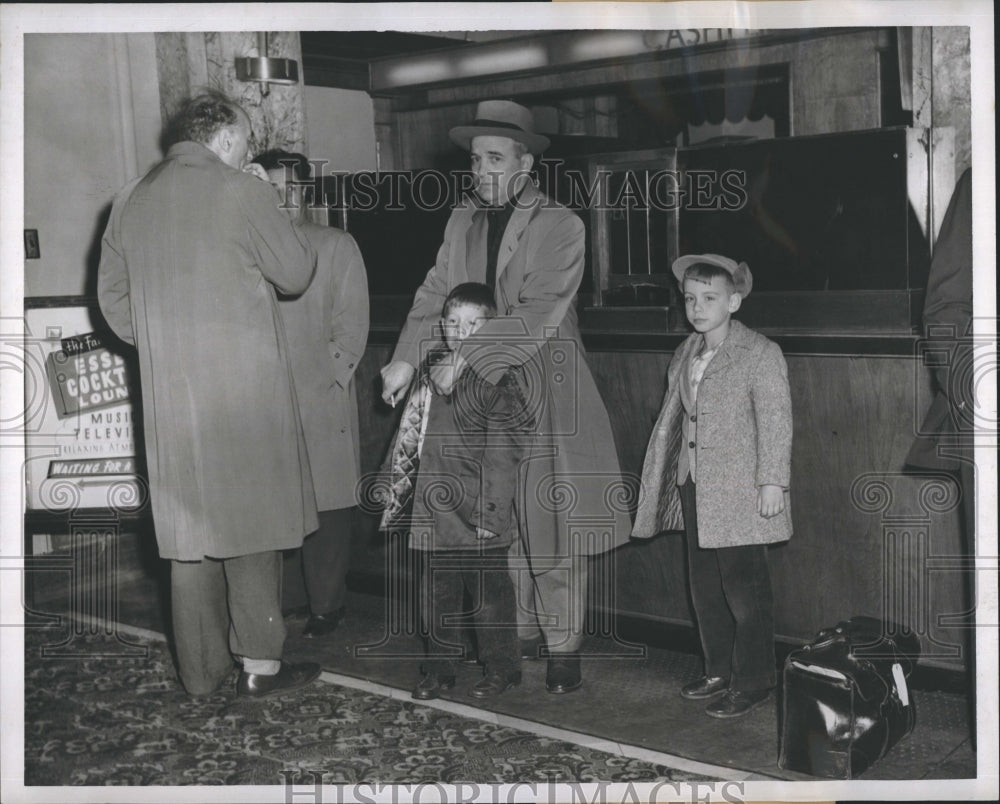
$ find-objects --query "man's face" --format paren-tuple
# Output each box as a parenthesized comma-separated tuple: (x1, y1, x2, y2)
(683, 275, 740, 337)
(469, 135, 533, 206)
(266, 167, 305, 221)
(441, 302, 490, 351)
(218, 111, 253, 170)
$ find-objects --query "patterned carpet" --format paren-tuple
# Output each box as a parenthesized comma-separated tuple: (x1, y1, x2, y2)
(23, 625, 712, 787)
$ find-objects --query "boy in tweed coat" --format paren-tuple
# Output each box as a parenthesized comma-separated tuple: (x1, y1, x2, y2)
(632, 254, 793, 718)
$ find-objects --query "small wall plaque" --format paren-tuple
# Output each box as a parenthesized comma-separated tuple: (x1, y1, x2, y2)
(25, 229, 41, 259)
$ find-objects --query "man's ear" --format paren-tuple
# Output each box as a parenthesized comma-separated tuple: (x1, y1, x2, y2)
(520, 152, 534, 172)
(728, 293, 742, 313)
(215, 126, 233, 156)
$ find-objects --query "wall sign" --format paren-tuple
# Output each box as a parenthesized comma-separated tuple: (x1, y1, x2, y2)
(23, 302, 144, 513)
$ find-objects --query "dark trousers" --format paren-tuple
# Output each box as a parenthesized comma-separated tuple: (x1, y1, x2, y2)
(679, 478, 776, 692)
(283, 507, 353, 616)
(418, 546, 520, 677)
(170, 550, 285, 695)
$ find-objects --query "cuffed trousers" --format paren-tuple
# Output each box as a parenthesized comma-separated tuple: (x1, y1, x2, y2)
(170, 550, 285, 695)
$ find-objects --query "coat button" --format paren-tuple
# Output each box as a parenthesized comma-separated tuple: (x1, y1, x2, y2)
(689, 441, 696, 449)
(335, 352, 341, 358)
(348, 362, 354, 368)
(690, 414, 697, 422)
(486, 502, 496, 512)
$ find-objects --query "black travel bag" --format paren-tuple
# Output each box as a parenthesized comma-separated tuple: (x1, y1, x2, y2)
(778, 616, 921, 778)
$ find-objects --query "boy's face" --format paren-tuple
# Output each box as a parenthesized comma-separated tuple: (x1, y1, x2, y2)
(441, 302, 490, 351)
(683, 275, 741, 337)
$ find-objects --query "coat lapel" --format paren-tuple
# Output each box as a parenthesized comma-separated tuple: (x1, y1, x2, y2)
(496, 182, 542, 282)
(703, 319, 749, 378)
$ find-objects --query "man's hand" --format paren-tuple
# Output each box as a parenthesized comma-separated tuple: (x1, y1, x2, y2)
(476, 527, 499, 540)
(380, 360, 415, 406)
(429, 351, 466, 396)
(757, 484, 785, 518)
(242, 163, 269, 182)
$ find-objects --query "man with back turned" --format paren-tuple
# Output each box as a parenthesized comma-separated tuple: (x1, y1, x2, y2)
(98, 92, 322, 698)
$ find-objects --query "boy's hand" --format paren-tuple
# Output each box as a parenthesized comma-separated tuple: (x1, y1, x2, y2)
(757, 484, 785, 518)
(475, 527, 499, 540)
(242, 163, 269, 182)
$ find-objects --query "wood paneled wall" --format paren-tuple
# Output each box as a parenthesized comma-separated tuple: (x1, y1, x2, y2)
(353, 337, 968, 668)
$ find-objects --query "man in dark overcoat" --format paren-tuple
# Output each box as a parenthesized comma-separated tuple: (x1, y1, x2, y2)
(97, 93, 322, 697)
(906, 167, 976, 746)
(380, 100, 631, 693)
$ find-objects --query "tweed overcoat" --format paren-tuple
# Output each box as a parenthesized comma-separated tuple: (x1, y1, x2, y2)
(632, 319, 793, 548)
(391, 183, 631, 562)
(97, 142, 319, 561)
(278, 222, 369, 512)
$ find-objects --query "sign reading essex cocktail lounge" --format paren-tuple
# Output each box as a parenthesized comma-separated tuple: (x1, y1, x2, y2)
(23, 303, 142, 513)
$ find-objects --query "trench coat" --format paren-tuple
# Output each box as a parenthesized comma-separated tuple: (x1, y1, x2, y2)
(278, 221, 369, 512)
(97, 141, 319, 561)
(632, 319, 793, 548)
(392, 183, 631, 562)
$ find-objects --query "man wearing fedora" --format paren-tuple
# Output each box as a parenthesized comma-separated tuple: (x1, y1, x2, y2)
(381, 99, 631, 694)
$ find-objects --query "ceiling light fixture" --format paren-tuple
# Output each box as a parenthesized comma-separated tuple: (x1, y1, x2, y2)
(235, 32, 298, 95)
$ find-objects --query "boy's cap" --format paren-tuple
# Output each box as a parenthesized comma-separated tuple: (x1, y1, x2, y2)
(673, 253, 753, 299)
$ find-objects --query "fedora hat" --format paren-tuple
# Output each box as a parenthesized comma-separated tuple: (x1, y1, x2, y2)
(449, 100, 550, 155)
(672, 253, 753, 298)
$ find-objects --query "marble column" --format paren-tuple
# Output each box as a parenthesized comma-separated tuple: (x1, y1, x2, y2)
(154, 31, 306, 154)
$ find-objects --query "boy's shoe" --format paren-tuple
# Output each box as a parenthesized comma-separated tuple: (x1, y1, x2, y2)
(679, 675, 729, 700)
(469, 670, 522, 698)
(705, 688, 770, 719)
(411, 673, 455, 700)
(545, 655, 582, 694)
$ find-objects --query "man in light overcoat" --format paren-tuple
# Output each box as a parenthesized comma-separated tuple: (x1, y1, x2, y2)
(97, 93, 322, 698)
(380, 100, 631, 693)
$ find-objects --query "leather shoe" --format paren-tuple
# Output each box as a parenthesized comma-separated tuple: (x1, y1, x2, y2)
(411, 674, 455, 700)
(470, 670, 522, 698)
(236, 661, 321, 698)
(679, 675, 729, 700)
(545, 654, 582, 694)
(519, 634, 546, 660)
(302, 607, 345, 639)
(705, 688, 770, 719)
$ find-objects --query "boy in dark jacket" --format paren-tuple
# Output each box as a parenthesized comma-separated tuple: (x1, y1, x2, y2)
(381, 282, 531, 700)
